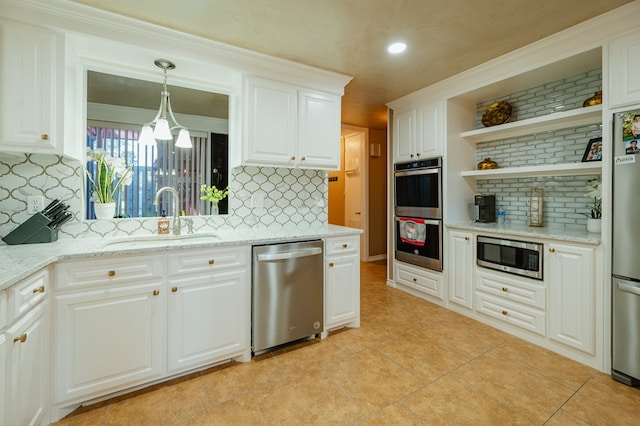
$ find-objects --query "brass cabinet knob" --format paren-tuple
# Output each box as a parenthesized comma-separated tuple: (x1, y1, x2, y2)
(13, 334, 27, 343)
(329, 262, 334, 267)
(301, 156, 306, 161)
(153, 290, 160, 296)
(342, 243, 348, 248)
(502, 310, 508, 316)
(108, 270, 116, 277)
(40, 133, 49, 141)
(416, 153, 421, 157)
(290, 156, 296, 160)
(412, 278, 417, 282)
(502, 287, 508, 292)
(549, 248, 555, 253)
(208, 259, 215, 265)
(32, 285, 45, 294)
(464, 237, 470, 241)
(410, 154, 414, 158)
(171, 287, 178, 293)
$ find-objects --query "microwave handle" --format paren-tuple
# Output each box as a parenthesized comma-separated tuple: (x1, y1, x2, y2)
(394, 169, 439, 177)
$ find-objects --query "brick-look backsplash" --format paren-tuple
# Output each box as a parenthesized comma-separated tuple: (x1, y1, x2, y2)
(474, 68, 602, 229)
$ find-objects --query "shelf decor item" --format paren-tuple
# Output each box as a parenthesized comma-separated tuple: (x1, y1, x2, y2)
(582, 178, 602, 218)
(529, 187, 544, 227)
(477, 157, 498, 170)
(94, 202, 116, 220)
(481, 101, 512, 127)
(583, 90, 603, 107)
(581, 137, 603, 162)
(85, 148, 132, 219)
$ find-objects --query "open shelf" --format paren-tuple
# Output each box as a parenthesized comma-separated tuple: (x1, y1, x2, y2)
(461, 162, 602, 180)
(461, 104, 603, 144)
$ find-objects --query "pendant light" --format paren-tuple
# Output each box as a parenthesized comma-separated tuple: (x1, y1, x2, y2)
(138, 59, 192, 148)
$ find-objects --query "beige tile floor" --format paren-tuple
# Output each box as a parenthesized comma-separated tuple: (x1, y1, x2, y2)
(55, 260, 640, 425)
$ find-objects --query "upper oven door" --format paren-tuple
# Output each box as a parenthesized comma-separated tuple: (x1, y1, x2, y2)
(394, 166, 442, 218)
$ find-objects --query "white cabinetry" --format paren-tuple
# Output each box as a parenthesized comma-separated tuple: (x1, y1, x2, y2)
(0, 19, 63, 153)
(395, 261, 444, 303)
(0, 333, 6, 426)
(447, 230, 474, 309)
(547, 242, 595, 354)
(167, 247, 250, 374)
(3, 269, 50, 426)
(53, 255, 165, 405)
(243, 76, 341, 170)
(393, 100, 443, 163)
(608, 29, 640, 108)
(324, 235, 360, 331)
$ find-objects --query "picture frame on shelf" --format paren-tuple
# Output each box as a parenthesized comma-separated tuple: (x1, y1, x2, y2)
(582, 137, 602, 162)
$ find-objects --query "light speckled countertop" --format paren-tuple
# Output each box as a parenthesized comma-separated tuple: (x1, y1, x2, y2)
(446, 222, 601, 245)
(0, 225, 362, 292)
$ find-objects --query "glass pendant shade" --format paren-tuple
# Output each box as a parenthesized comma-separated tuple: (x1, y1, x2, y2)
(138, 125, 156, 146)
(153, 118, 172, 140)
(175, 128, 192, 148)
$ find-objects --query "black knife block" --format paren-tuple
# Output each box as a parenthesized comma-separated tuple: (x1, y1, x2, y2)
(2, 212, 59, 245)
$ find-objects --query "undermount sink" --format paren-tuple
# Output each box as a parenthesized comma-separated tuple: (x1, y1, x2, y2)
(102, 232, 220, 248)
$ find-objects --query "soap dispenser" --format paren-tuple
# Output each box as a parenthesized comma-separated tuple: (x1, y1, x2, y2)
(158, 210, 170, 234)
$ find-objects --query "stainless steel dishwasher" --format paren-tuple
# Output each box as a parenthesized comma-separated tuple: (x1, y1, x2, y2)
(252, 240, 324, 354)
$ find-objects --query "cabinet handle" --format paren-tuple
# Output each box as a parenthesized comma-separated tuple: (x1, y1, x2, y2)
(32, 285, 45, 294)
(13, 334, 27, 343)
(464, 237, 470, 241)
(501, 310, 508, 316)
(300, 156, 306, 161)
(153, 290, 160, 296)
(208, 259, 215, 265)
(108, 270, 116, 277)
(342, 243, 348, 248)
(329, 262, 334, 267)
(549, 248, 555, 253)
(502, 287, 508, 292)
(171, 287, 178, 293)
(290, 156, 296, 161)
(41, 133, 49, 141)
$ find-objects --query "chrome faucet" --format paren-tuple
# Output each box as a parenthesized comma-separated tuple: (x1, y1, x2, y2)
(153, 186, 181, 235)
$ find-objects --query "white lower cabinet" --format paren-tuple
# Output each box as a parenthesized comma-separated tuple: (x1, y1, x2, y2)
(395, 261, 444, 302)
(0, 332, 6, 426)
(447, 231, 474, 309)
(325, 236, 360, 330)
(547, 242, 595, 354)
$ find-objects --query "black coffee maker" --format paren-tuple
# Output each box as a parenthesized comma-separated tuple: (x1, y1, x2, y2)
(475, 194, 496, 223)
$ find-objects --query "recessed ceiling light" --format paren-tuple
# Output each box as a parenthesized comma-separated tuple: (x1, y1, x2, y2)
(387, 42, 407, 54)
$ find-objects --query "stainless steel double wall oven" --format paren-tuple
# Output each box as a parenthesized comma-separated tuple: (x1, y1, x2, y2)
(394, 158, 443, 271)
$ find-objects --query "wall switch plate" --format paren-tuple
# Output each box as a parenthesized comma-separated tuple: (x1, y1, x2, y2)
(27, 196, 44, 213)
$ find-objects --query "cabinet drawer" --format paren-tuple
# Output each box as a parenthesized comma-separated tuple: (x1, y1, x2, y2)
(325, 235, 360, 256)
(476, 269, 545, 309)
(9, 269, 48, 322)
(55, 255, 163, 290)
(167, 246, 249, 277)
(395, 262, 443, 300)
(476, 292, 545, 336)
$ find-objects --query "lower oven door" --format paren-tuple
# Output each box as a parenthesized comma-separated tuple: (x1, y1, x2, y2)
(395, 217, 442, 272)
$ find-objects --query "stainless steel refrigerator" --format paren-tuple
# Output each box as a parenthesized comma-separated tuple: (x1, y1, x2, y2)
(612, 110, 640, 386)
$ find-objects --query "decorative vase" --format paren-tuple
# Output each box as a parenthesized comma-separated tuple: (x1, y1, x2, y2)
(587, 218, 601, 233)
(583, 91, 602, 107)
(211, 202, 219, 215)
(477, 157, 498, 170)
(94, 202, 116, 220)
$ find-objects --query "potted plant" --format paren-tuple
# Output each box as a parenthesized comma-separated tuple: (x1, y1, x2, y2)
(200, 184, 229, 215)
(85, 148, 132, 219)
(582, 178, 602, 233)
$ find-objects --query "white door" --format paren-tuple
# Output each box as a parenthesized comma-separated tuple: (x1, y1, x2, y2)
(343, 131, 366, 260)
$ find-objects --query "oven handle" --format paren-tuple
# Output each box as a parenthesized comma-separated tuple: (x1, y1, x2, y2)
(395, 217, 441, 226)
(394, 168, 439, 177)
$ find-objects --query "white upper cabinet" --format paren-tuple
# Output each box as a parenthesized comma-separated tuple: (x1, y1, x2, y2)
(608, 29, 640, 109)
(0, 19, 63, 154)
(243, 76, 342, 170)
(393, 100, 443, 163)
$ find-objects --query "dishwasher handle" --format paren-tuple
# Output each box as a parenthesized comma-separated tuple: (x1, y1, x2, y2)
(257, 247, 322, 262)
(618, 280, 640, 297)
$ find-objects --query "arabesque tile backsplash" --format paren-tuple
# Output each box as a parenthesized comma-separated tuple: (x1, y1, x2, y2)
(0, 152, 328, 241)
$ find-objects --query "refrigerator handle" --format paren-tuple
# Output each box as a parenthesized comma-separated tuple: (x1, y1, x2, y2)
(618, 280, 640, 297)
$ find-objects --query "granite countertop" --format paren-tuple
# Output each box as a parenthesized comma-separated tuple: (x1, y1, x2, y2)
(0, 225, 362, 292)
(446, 222, 601, 245)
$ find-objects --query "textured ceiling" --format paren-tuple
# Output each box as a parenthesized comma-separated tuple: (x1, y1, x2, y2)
(73, 0, 632, 130)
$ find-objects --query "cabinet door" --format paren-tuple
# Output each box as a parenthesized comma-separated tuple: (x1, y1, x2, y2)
(416, 100, 443, 158)
(609, 30, 640, 108)
(298, 89, 341, 170)
(7, 301, 49, 426)
(393, 109, 416, 163)
(0, 333, 7, 426)
(325, 254, 360, 329)
(448, 231, 474, 309)
(167, 268, 249, 374)
(0, 20, 62, 152)
(243, 76, 297, 166)
(53, 282, 165, 405)
(547, 243, 595, 354)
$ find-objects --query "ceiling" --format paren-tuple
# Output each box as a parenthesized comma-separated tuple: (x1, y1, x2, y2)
(73, 0, 633, 130)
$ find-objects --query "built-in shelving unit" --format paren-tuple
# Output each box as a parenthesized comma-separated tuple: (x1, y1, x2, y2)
(461, 104, 602, 144)
(461, 161, 601, 180)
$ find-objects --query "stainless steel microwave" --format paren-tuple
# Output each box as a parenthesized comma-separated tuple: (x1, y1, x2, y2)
(476, 235, 543, 280)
